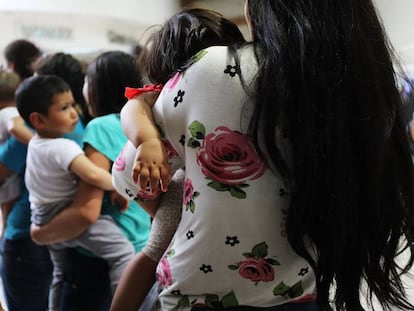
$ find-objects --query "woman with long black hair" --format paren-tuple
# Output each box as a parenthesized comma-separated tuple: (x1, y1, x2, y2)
(124, 0, 414, 310)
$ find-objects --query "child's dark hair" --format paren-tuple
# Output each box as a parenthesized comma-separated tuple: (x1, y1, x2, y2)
(85, 51, 142, 116)
(35, 52, 91, 123)
(142, 8, 246, 84)
(0, 70, 20, 103)
(16, 75, 70, 127)
(4, 39, 41, 80)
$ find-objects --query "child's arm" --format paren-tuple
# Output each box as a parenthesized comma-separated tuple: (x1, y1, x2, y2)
(69, 154, 113, 191)
(8, 116, 33, 144)
(121, 90, 170, 194)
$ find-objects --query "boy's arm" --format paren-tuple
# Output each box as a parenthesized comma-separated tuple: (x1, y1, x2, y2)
(121, 93, 170, 193)
(8, 116, 33, 144)
(69, 154, 113, 191)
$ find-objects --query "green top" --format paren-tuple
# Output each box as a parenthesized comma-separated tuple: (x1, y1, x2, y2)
(83, 113, 151, 252)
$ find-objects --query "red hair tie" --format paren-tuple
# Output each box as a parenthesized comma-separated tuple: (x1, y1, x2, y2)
(124, 84, 163, 100)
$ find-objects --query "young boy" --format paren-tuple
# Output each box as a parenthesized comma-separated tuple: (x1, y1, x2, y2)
(0, 69, 33, 237)
(15, 74, 134, 311)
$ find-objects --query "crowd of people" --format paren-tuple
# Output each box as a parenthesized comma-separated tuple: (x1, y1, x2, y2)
(1, 1, 414, 311)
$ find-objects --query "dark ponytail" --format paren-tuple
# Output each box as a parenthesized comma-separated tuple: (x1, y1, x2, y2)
(247, 1, 414, 309)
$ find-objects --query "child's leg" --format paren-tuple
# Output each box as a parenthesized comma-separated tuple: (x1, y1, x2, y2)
(143, 168, 185, 262)
(110, 169, 185, 311)
(66, 215, 135, 293)
(47, 244, 68, 311)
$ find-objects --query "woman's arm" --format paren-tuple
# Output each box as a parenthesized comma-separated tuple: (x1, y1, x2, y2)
(110, 252, 157, 311)
(31, 144, 109, 244)
(0, 163, 15, 237)
(0, 162, 13, 183)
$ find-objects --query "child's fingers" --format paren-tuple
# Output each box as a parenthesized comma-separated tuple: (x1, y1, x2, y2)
(160, 166, 171, 192)
(132, 161, 142, 183)
(149, 168, 161, 194)
(138, 167, 150, 190)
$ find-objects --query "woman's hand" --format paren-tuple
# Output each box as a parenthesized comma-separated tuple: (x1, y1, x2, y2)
(110, 191, 129, 212)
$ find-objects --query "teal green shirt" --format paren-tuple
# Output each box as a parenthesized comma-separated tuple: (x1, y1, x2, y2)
(82, 113, 151, 252)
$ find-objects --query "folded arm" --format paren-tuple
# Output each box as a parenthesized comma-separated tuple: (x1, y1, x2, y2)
(31, 144, 108, 244)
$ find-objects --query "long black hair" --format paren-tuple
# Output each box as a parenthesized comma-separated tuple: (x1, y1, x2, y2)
(85, 51, 142, 116)
(246, 1, 414, 310)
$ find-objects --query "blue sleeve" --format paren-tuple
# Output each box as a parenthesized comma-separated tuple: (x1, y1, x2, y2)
(0, 136, 27, 174)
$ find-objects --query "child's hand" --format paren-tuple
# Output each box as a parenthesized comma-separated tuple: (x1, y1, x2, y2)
(133, 138, 171, 195)
(110, 191, 129, 212)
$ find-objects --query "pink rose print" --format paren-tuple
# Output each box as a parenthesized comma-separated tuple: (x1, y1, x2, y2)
(183, 178, 194, 206)
(114, 144, 127, 171)
(183, 178, 199, 213)
(237, 257, 275, 283)
(162, 138, 179, 160)
(197, 126, 266, 186)
(164, 72, 182, 92)
(157, 258, 172, 288)
(189, 124, 267, 198)
(229, 242, 280, 286)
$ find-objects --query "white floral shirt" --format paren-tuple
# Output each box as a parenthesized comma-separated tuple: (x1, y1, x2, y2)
(152, 45, 317, 310)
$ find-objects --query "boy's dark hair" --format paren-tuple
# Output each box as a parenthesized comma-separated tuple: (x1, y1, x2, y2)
(85, 51, 142, 116)
(35, 52, 91, 123)
(16, 75, 71, 127)
(4, 39, 41, 80)
(142, 8, 245, 84)
(0, 70, 20, 102)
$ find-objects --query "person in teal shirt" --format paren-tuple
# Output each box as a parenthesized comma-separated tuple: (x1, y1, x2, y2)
(31, 50, 150, 310)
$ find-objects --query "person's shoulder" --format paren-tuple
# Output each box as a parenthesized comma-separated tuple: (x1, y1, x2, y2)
(188, 45, 255, 71)
(86, 114, 119, 129)
(39, 137, 80, 149)
(196, 46, 232, 62)
(84, 114, 120, 139)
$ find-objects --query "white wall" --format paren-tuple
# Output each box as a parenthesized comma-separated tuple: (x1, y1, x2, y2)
(0, 0, 180, 24)
(0, 0, 413, 68)
(0, 0, 181, 62)
(374, 0, 414, 68)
